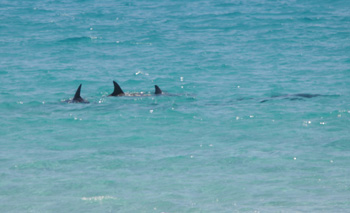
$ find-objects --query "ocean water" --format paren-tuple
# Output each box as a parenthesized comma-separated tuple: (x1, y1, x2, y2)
(0, 0, 350, 212)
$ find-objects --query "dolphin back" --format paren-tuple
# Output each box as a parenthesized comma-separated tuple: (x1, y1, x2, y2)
(155, 85, 162, 94)
(73, 84, 83, 102)
(109, 81, 125, 96)
(69, 84, 89, 103)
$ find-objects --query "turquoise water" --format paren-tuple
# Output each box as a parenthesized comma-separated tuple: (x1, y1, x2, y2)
(1, 0, 350, 212)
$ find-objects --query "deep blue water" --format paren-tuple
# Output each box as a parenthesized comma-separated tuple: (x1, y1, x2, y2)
(1, 0, 350, 212)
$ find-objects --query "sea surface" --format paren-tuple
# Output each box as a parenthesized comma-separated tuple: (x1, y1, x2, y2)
(0, 0, 350, 212)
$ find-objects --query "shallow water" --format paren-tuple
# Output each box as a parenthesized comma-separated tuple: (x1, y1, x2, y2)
(1, 0, 350, 212)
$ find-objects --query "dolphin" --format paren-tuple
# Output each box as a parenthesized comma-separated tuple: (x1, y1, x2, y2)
(109, 81, 125, 96)
(155, 85, 162, 95)
(65, 84, 89, 103)
(260, 93, 322, 103)
(109, 81, 163, 96)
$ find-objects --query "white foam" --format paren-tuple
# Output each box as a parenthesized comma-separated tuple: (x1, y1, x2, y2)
(81, 196, 118, 201)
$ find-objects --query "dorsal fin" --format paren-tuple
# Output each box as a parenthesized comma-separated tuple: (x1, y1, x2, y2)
(73, 84, 83, 101)
(155, 85, 162, 94)
(109, 81, 124, 96)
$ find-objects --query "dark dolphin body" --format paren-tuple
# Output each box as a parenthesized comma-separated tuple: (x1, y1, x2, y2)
(260, 93, 322, 103)
(155, 85, 162, 95)
(65, 84, 89, 103)
(109, 81, 163, 97)
(109, 81, 125, 96)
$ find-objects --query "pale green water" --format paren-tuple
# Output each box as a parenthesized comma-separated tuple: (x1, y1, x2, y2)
(0, 0, 350, 212)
